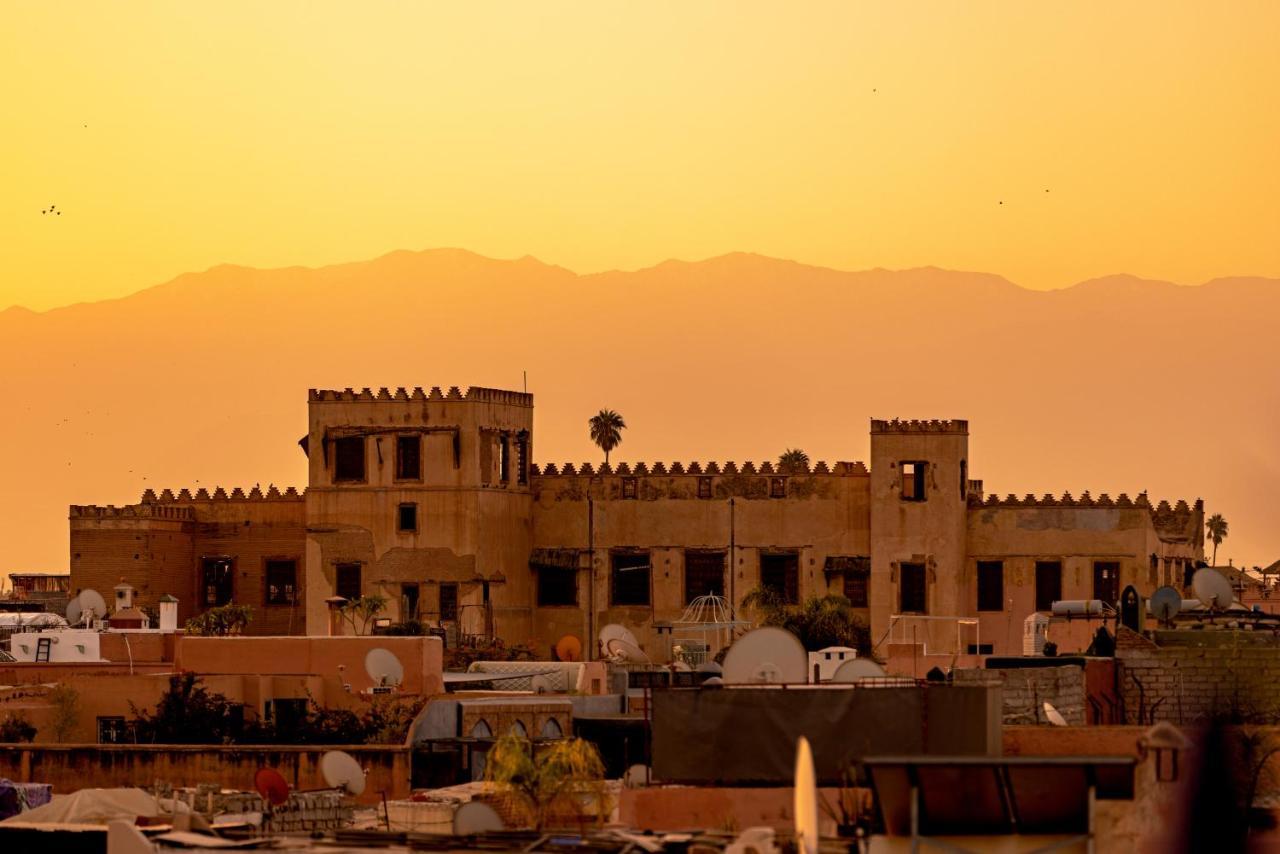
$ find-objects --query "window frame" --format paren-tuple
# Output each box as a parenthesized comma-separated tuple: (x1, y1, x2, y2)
(439, 582, 459, 622)
(900, 461, 928, 502)
(97, 716, 128, 744)
(843, 567, 870, 608)
(395, 434, 422, 482)
(899, 562, 927, 614)
(201, 556, 234, 607)
(397, 502, 418, 534)
(333, 435, 367, 483)
(264, 558, 298, 606)
(610, 550, 652, 607)
(683, 549, 726, 604)
(976, 560, 1004, 612)
(536, 567, 578, 607)
(1035, 560, 1063, 612)
(1093, 560, 1121, 605)
(335, 562, 362, 601)
(697, 477, 713, 499)
(760, 551, 800, 604)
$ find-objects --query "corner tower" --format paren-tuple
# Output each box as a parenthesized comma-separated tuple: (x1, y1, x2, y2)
(303, 386, 534, 639)
(868, 419, 970, 656)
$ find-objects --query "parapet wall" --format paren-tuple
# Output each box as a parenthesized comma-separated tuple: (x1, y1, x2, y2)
(532, 459, 868, 477)
(971, 492, 1203, 544)
(871, 418, 969, 434)
(309, 386, 532, 407)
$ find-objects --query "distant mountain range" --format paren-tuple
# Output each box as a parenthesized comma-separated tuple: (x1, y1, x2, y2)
(2, 249, 1276, 573)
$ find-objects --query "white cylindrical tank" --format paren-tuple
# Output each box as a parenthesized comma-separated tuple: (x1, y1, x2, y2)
(159, 594, 178, 632)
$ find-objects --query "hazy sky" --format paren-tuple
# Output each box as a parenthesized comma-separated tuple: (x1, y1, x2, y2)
(4, 2, 1278, 310)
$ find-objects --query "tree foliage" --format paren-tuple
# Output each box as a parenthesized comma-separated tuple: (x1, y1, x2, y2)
(0, 713, 37, 743)
(185, 603, 253, 636)
(48, 683, 81, 743)
(1207, 513, 1230, 567)
(588, 409, 626, 466)
(778, 448, 810, 474)
(338, 595, 388, 636)
(741, 587, 872, 653)
(130, 673, 246, 744)
(485, 733, 609, 830)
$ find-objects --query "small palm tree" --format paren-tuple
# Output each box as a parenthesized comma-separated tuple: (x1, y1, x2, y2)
(485, 732, 609, 830)
(779, 448, 810, 474)
(588, 410, 626, 466)
(1207, 514, 1229, 566)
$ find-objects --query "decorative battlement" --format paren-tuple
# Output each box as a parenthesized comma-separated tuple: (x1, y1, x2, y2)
(70, 504, 195, 520)
(870, 418, 969, 434)
(139, 486, 303, 502)
(308, 386, 533, 407)
(530, 460, 869, 477)
(973, 491, 1202, 516)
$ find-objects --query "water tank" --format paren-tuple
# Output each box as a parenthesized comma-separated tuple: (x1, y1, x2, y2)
(1023, 613, 1050, 655)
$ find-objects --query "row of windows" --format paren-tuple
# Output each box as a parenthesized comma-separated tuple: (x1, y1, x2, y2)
(201, 557, 298, 607)
(974, 560, 1122, 613)
(331, 432, 529, 485)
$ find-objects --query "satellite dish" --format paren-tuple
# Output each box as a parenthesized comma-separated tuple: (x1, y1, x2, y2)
(1192, 568, 1234, 611)
(794, 736, 818, 854)
(65, 595, 83, 625)
(1043, 701, 1068, 727)
(554, 634, 582, 662)
(701, 676, 724, 687)
(697, 661, 723, 675)
(79, 589, 107, 621)
(606, 637, 651, 664)
(254, 768, 290, 806)
(831, 658, 887, 683)
(452, 800, 505, 834)
(364, 648, 405, 687)
(320, 750, 367, 796)
(721, 627, 807, 684)
(1149, 586, 1182, 625)
(599, 623, 638, 657)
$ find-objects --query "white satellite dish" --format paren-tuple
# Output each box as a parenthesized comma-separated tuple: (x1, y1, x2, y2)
(721, 627, 808, 684)
(794, 736, 819, 854)
(452, 800, 505, 834)
(1149, 586, 1182, 625)
(79, 589, 107, 621)
(831, 658, 887, 683)
(530, 674, 554, 694)
(65, 595, 83, 625)
(364, 648, 405, 687)
(1192, 568, 1234, 611)
(320, 750, 367, 796)
(1043, 701, 1068, 727)
(599, 623, 638, 657)
(606, 637, 651, 664)
(625, 764, 651, 788)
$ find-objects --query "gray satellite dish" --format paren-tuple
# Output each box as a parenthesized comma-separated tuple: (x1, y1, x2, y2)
(831, 658, 887, 683)
(606, 637, 651, 664)
(722, 627, 808, 684)
(364, 648, 405, 687)
(1149, 586, 1182, 625)
(1192, 568, 1234, 611)
(79, 589, 107, 621)
(452, 800, 505, 834)
(65, 595, 83, 625)
(599, 623, 638, 656)
(320, 750, 367, 796)
(697, 661, 723, 675)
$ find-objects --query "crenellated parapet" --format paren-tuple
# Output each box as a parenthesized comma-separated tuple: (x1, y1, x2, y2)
(871, 418, 969, 434)
(530, 460, 869, 478)
(308, 386, 533, 407)
(139, 486, 304, 503)
(972, 490, 1203, 535)
(69, 503, 195, 521)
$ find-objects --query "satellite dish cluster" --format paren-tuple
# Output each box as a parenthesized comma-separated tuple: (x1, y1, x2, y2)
(65, 588, 107, 626)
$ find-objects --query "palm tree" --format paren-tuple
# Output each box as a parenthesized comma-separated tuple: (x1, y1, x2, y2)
(778, 448, 810, 474)
(1207, 514, 1229, 566)
(485, 732, 608, 830)
(588, 410, 626, 466)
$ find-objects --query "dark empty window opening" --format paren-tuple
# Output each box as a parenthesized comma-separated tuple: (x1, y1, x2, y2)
(976, 560, 1004, 611)
(770, 477, 787, 498)
(537, 568, 577, 607)
(1035, 561, 1062, 612)
(960, 459, 968, 499)
(899, 562, 927, 613)
(499, 434, 510, 482)
(684, 550, 726, 604)
(966, 643, 995, 655)
(398, 503, 418, 533)
(901, 461, 927, 501)
(760, 552, 800, 604)
(1094, 561, 1121, 605)
(334, 436, 366, 482)
(621, 477, 638, 499)
(843, 567, 870, 608)
(396, 435, 422, 481)
(265, 559, 297, 605)
(439, 583, 459, 622)
(611, 551, 651, 607)
(697, 477, 713, 499)
(335, 563, 362, 601)
(401, 583, 420, 620)
(202, 557, 234, 606)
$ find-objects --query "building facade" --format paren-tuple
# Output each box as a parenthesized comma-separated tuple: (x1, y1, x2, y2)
(68, 387, 1205, 657)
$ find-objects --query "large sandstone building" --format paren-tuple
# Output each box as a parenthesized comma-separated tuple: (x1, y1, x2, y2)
(69, 386, 1205, 657)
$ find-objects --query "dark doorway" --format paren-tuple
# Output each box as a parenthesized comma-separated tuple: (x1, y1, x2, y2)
(1035, 561, 1062, 611)
(760, 552, 800, 604)
(899, 562, 926, 613)
(439, 582, 459, 622)
(401, 583, 420, 621)
(201, 557, 234, 606)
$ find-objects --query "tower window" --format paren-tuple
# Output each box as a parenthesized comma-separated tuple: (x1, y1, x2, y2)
(396, 435, 422, 481)
(334, 436, 366, 482)
(397, 503, 418, 533)
(900, 462, 927, 501)
(899, 562, 927, 613)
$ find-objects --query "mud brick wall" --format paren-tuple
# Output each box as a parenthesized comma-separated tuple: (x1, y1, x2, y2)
(953, 664, 1086, 725)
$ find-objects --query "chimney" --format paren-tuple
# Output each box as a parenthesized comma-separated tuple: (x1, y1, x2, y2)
(114, 581, 136, 611)
(159, 594, 178, 632)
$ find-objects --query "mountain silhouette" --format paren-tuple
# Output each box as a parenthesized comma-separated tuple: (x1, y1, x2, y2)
(2, 249, 1276, 574)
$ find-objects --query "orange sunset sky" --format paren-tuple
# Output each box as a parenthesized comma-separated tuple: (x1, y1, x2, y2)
(3, 1, 1279, 311)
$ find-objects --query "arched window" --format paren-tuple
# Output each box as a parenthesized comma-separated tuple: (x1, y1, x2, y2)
(509, 720, 528, 737)
(540, 718, 563, 739)
(470, 719, 492, 738)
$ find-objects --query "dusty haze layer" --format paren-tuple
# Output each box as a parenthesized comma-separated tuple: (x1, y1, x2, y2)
(1, 249, 1275, 574)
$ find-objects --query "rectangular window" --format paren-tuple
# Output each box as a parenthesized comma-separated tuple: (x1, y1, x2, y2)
(537, 568, 577, 607)
(899, 562, 927, 613)
(98, 716, 128, 744)
(201, 557, 233, 606)
(843, 567, 870, 608)
(760, 552, 800, 604)
(401, 583, 420, 621)
(976, 561, 1004, 612)
(516, 434, 529, 485)
(398, 502, 418, 533)
(336, 563, 362, 601)
(1035, 561, 1062, 612)
(334, 436, 366, 482)
(499, 434, 510, 483)
(901, 462, 927, 501)
(396, 435, 422, 481)
(621, 477, 638, 499)
(770, 477, 787, 498)
(684, 550, 726, 604)
(611, 551, 651, 606)
(697, 477, 713, 499)
(265, 559, 297, 605)
(1093, 561, 1121, 605)
(439, 582, 459, 622)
